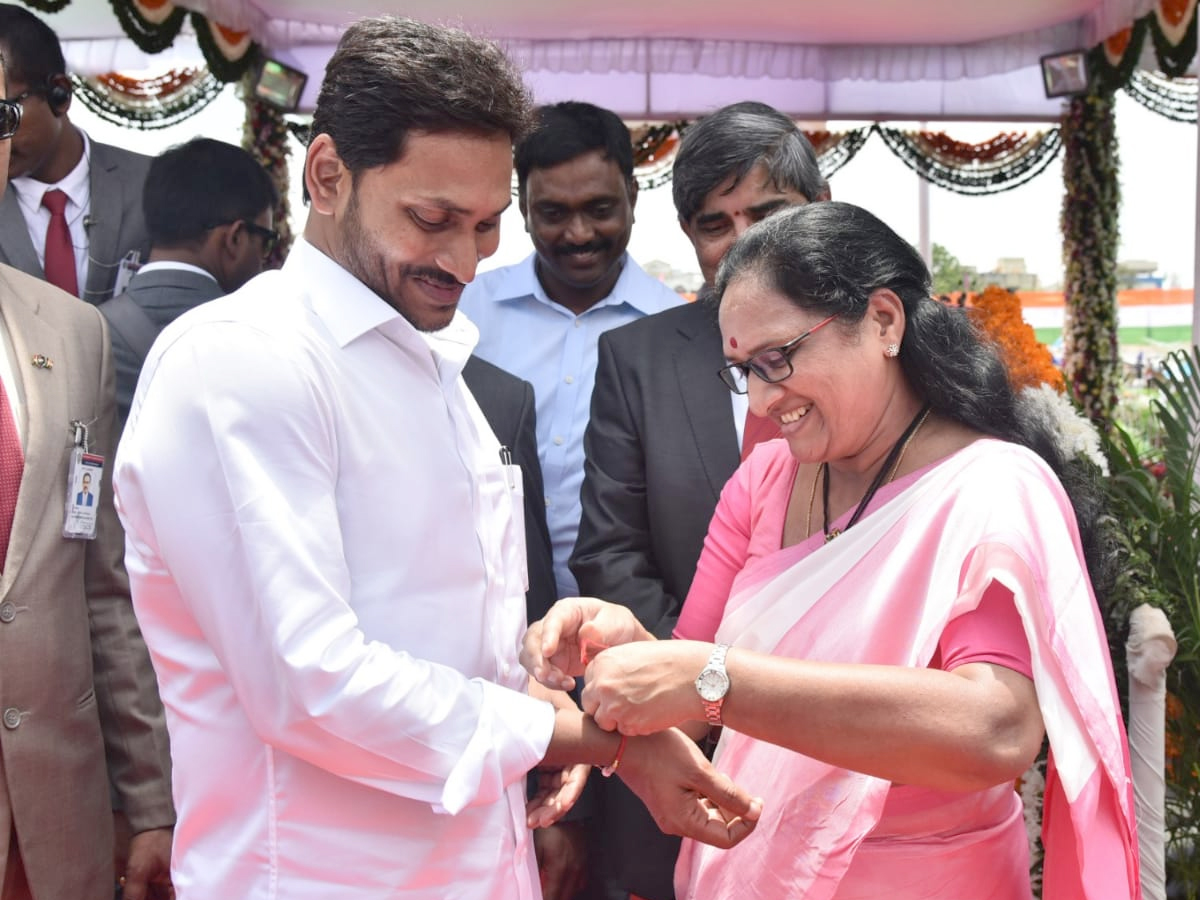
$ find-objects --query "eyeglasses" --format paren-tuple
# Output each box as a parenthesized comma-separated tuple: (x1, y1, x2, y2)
(242, 221, 280, 258)
(0, 99, 21, 141)
(717, 313, 840, 394)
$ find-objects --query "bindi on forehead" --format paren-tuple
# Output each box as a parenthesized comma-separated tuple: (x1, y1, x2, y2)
(729, 337, 739, 349)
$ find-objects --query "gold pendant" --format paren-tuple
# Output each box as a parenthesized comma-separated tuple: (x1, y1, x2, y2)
(825, 529, 840, 543)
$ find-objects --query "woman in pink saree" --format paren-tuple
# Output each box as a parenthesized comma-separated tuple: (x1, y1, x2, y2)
(524, 203, 1139, 899)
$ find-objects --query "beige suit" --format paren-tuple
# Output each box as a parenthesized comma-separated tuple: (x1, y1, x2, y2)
(0, 264, 173, 900)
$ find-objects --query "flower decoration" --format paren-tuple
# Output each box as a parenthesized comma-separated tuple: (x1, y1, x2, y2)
(967, 285, 1064, 393)
(1019, 383, 1109, 474)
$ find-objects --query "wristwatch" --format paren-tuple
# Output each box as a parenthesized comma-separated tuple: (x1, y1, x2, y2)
(695, 643, 731, 725)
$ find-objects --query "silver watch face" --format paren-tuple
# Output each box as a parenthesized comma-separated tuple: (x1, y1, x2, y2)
(696, 668, 730, 702)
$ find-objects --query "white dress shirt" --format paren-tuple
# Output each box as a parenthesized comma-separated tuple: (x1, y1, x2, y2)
(114, 238, 555, 900)
(10, 130, 91, 297)
(460, 252, 683, 598)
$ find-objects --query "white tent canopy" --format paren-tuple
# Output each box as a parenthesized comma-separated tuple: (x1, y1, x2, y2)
(43, 0, 1160, 119)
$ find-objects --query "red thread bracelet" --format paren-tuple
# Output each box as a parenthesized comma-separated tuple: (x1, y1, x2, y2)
(600, 734, 627, 777)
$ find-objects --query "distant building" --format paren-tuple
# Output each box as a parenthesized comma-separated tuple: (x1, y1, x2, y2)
(974, 257, 1040, 292)
(642, 258, 703, 294)
(1116, 259, 1164, 289)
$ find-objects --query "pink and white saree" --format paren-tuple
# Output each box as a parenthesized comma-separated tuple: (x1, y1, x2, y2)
(675, 439, 1139, 900)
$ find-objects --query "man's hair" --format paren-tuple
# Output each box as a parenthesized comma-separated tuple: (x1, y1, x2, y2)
(143, 139, 278, 246)
(0, 4, 66, 87)
(514, 101, 633, 191)
(309, 16, 532, 178)
(672, 101, 827, 223)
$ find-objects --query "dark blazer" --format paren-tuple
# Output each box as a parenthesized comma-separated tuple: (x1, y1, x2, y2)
(462, 355, 557, 623)
(0, 264, 173, 900)
(570, 300, 740, 900)
(0, 139, 152, 305)
(98, 266, 224, 430)
(572, 299, 740, 638)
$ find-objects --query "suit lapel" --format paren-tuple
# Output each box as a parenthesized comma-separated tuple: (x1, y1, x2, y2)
(85, 145, 122, 301)
(673, 304, 740, 499)
(0, 283, 68, 593)
(0, 187, 43, 278)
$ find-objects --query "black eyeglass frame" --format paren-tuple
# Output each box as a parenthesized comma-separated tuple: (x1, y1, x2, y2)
(0, 99, 21, 141)
(241, 221, 281, 258)
(716, 312, 841, 394)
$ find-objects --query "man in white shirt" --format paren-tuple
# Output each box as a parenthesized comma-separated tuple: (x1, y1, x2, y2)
(459, 102, 683, 601)
(0, 4, 151, 304)
(113, 18, 760, 900)
(98, 137, 278, 431)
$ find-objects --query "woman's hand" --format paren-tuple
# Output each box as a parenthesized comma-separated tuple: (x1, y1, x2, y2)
(582, 640, 711, 734)
(522, 597, 649, 691)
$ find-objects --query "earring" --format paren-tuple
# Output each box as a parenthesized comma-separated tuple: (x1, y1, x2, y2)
(885, 343, 900, 358)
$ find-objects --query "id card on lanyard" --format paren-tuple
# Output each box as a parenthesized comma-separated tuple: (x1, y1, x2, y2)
(63, 419, 102, 540)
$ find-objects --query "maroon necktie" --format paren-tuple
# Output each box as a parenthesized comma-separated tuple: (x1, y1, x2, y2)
(741, 410, 781, 461)
(41, 189, 79, 297)
(0, 380, 24, 571)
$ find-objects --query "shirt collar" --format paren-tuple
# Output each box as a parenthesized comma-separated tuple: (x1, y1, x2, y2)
(485, 250, 661, 316)
(11, 128, 90, 213)
(136, 260, 219, 282)
(285, 237, 478, 371)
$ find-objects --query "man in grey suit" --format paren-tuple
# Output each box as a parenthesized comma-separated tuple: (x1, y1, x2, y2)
(569, 102, 829, 900)
(98, 137, 278, 430)
(0, 5, 151, 304)
(0, 58, 174, 900)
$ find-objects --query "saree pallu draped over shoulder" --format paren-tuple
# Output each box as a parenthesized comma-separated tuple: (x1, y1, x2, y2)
(676, 439, 1139, 900)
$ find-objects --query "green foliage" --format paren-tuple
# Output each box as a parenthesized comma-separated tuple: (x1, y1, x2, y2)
(1104, 347, 1200, 896)
(930, 243, 977, 296)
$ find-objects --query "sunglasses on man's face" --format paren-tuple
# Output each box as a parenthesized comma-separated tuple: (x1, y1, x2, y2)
(0, 99, 21, 141)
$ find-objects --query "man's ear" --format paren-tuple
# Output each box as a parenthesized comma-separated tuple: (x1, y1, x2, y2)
(627, 177, 639, 211)
(518, 187, 530, 234)
(679, 215, 698, 249)
(305, 134, 349, 215)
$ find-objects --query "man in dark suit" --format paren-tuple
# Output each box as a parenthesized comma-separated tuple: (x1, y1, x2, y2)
(98, 137, 277, 430)
(462, 355, 557, 622)
(0, 59, 174, 900)
(570, 101, 830, 900)
(0, 5, 151, 304)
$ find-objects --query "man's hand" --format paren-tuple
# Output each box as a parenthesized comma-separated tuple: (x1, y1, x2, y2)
(527, 763, 590, 829)
(619, 728, 761, 849)
(120, 827, 174, 900)
(583, 640, 712, 735)
(534, 821, 588, 900)
(522, 597, 648, 691)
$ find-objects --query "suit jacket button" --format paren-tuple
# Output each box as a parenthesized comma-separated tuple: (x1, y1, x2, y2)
(2, 708, 21, 729)
(0, 602, 14, 623)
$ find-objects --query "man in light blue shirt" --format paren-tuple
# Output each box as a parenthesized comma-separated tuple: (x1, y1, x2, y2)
(460, 101, 682, 601)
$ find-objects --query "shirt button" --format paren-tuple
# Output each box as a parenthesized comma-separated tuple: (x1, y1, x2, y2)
(0, 602, 14, 623)
(501, 662, 512, 678)
(564, 376, 574, 384)
(553, 436, 564, 446)
(3, 708, 21, 730)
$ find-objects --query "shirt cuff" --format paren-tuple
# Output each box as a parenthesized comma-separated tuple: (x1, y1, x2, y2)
(437, 679, 555, 815)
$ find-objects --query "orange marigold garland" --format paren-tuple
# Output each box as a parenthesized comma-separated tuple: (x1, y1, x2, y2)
(967, 285, 1065, 393)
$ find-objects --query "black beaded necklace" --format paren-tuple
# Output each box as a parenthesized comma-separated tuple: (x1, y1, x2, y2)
(820, 404, 931, 543)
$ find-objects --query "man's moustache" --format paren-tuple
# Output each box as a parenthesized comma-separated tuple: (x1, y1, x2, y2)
(403, 266, 460, 287)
